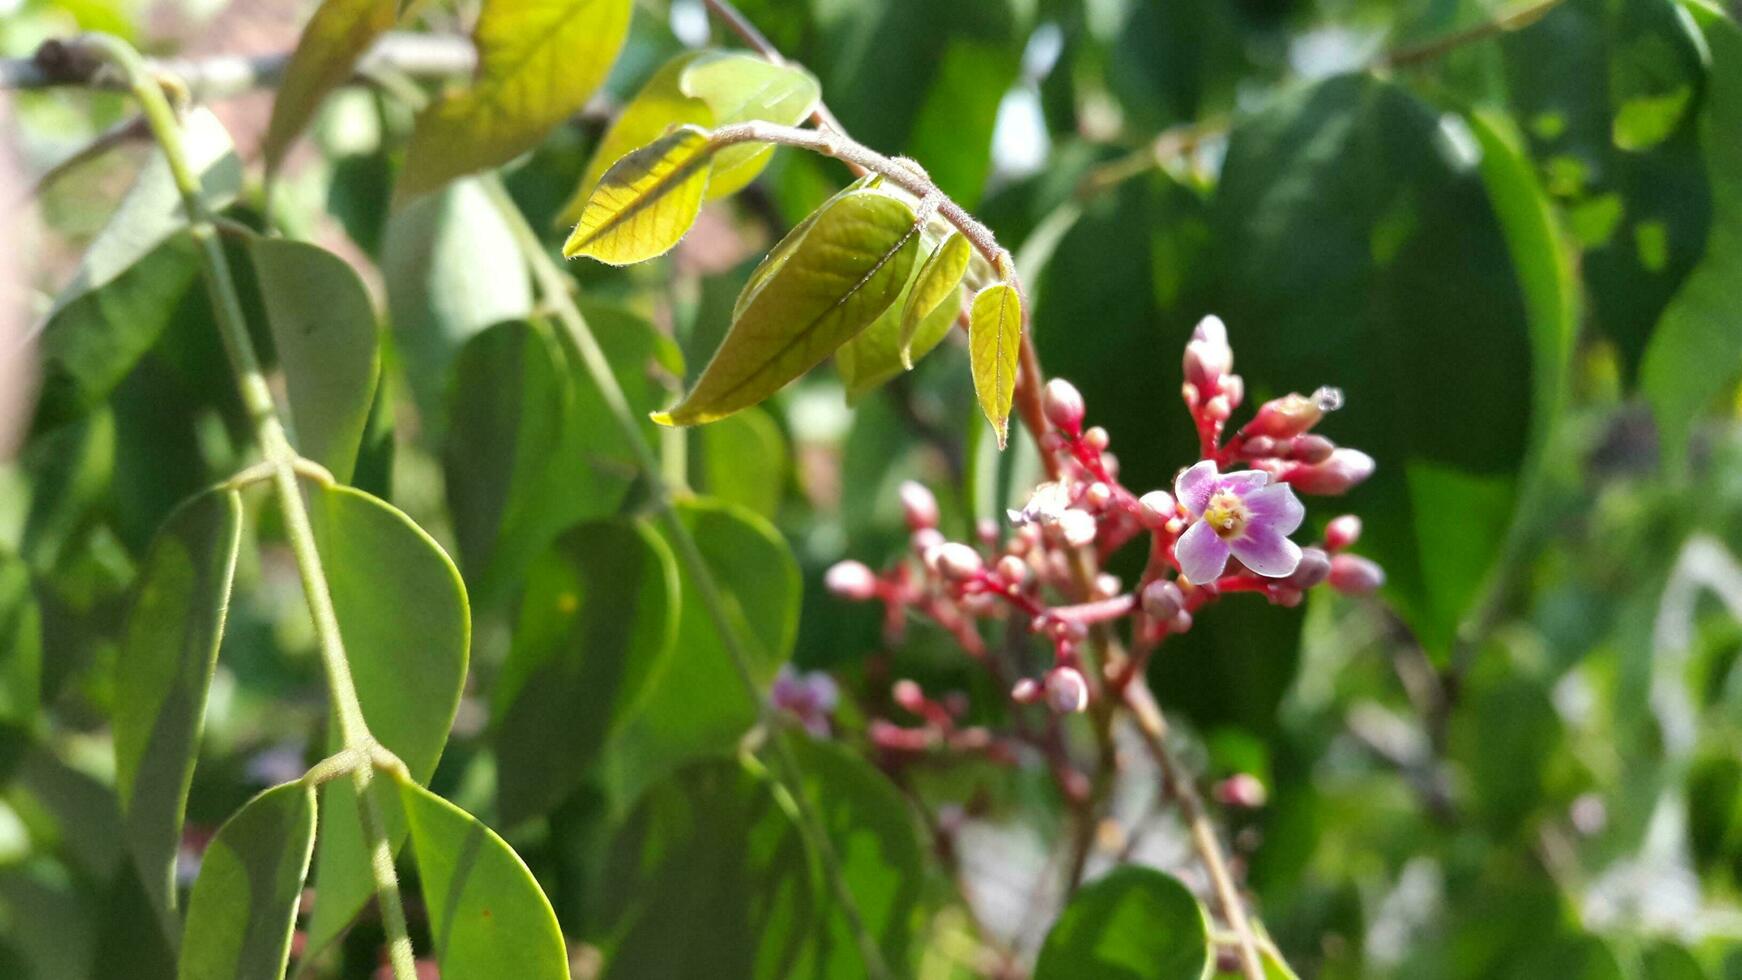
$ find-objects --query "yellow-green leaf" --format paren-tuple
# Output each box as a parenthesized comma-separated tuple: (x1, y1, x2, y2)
(679, 52, 820, 199)
(264, 0, 398, 173)
(733, 174, 883, 321)
(562, 125, 715, 265)
(969, 282, 1022, 448)
(653, 189, 921, 427)
(399, 0, 633, 199)
(899, 232, 971, 368)
(554, 52, 711, 227)
(838, 264, 962, 400)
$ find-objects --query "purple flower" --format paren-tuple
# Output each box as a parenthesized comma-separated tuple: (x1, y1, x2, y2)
(1173, 460, 1305, 584)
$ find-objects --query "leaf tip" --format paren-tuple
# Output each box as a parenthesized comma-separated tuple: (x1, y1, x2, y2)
(650, 411, 677, 427)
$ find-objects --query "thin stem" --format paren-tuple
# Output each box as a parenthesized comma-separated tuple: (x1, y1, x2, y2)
(481, 176, 893, 980)
(1381, 0, 1568, 68)
(73, 33, 418, 980)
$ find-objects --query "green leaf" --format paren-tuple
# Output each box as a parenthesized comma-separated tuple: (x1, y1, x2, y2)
(249, 238, 381, 482)
(695, 406, 790, 520)
(900, 232, 971, 368)
(263, 0, 398, 173)
(1642, 6, 1742, 467)
(601, 498, 799, 808)
(398, 0, 634, 198)
(303, 484, 470, 954)
(653, 189, 921, 427)
(176, 783, 317, 980)
(397, 778, 570, 980)
(113, 490, 243, 924)
(561, 125, 716, 265)
(494, 520, 679, 827)
(679, 53, 820, 199)
(1034, 866, 1211, 980)
(837, 263, 962, 400)
(0, 555, 42, 728)
(555, 52, 713, 227)
(968, 282, 1021, 449)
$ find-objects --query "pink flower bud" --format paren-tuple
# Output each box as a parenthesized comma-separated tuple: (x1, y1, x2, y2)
(824, 560, 878, 601)
(1222, 374, 1245, 409)
(1085, 482, 1112, 510)
(1137, 490, 1175, 528)
(1043, 379, 1086, 433)
(1290, 434, 1335, 463)
(1141, 579, 1184, 620)
(1094, 573, 1120, 598)
(1248, 392, 1325, 439)
(912, 527, 944, 559)
(1183, 314, 1233, 392)
(1168, 609, 1193, 634)
(892, 679, 925, 713)
(1324, 514, 1362, 552)
(976, 518, 1000, 546)
(933, 542, 984, 581)
(1203, 395, 1231, 422)
(1328, 554, 1385, 595)
(996, 554, 1028, 585)
(899, 480, 939, 530)
(1101, 451, 1120, 481)
(1044, 666, 1089, 714)
(1057, 509, 1098, 548)
(1287, 448, 1375, 495)
(1241, 435, 1276, 458)
(1083, 426, 1110, 452)
(1283, 547, 1331, 589)
(1213, 773, 1268, 808)
(1011, 678, 1042, 703)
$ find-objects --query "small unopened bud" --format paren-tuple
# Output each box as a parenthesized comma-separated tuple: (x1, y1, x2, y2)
(1057, 509, 1098, 548)
(1241, 435, 1276, 458)
(1094, 573, 1120, 598)
(892, 679, 926, 713)
(1249, 392, 1324, 439)
(1328, 554, 1385, 595)
(976, 518, 999, 546)
(1203, 395, 1231, 422)
(1141, 579, 1184, 620)
(996, 554, 1028, 585)
(1083, 426, 1110, 451)
(824, 560, 878, 600)
(1213, 773, 1268, 808)
(1084, 482, 1112, 510)
(1221, 374, 1244, 409)
(1043, 379, 1086, 433)
(1101, 451, 1120, 481)
(1044, 666, 1089, 714)
(1168, 610, 1193, 634)
(1183, 314, 1234, 392)
(933, 542, 984, 581)
(1291, 434, 1335, 463)
(1283, 547, 1331, 590)
(1324, 514, 1362, 552)
(912, 527, 944, 557)
(1288, 448, 1376, 495)
(1011, 678, 1042, 703)
(899, 480, 939, 531)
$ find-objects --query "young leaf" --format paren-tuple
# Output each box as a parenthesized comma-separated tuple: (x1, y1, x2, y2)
(176, 783, 317, 980)
(562, 125, 716, 266)
(302, 484, 470, 955)
(680, 53, 821, 199)
(399, 0, 633, 199)
(900, 232, 971, 368)
(263, 0, 398, 173)
(555, 52, 712, 227)
(493, 520, 679, 827)
(249, 238, 381, 483)
(397, 778, 570, 980)
(653, 189, 921, 427)
(732, 174, 884, 322)
(969, 282, 1022, 448)
(1034, 866, 1211, 980)
(838, 269, 961, 400)
(113, 490, 243, 925)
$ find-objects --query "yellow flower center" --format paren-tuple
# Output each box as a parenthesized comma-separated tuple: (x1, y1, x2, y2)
(1201, 490, 1248, 540)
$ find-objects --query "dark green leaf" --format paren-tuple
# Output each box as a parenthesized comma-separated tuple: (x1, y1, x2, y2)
(1034, 866, 1211, 980)
(0, 555, 41, 728)
(177, 783, 317, 980)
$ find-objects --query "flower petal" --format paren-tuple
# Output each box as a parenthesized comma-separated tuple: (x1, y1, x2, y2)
(1243, 483, 1305, 535)
(1220, 469, 1271, 496)
(1174, 461, 1220, 517)
(1229, 526, 1303, 578)
(1175, 520, 1232, 584)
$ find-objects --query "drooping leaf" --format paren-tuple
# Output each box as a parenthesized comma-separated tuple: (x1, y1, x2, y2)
(1641, 5, 1742, 468)
(562, 125, 716, 265)
(303, 484, 470, 954)
(653, 189, 921, 427)
(555, 52, 712, 227)
(264, 0, 398, 173)
(1034, 866, 1211, 980)
(398, 0, 634, 198)
(112, 490, 242, 924)
(494, 520, 679, 827)
(968, 282, 1021, 448)
(679, 53, 820, 198)
(397, 778, 570, 980)
(176, 783, 317, 980)
(601, 498, 799, 808)
(694, 406, 790, 520)
(838, 263, 961, 400)
(900, 232, 971, 368)
(249, 238, 381, 482)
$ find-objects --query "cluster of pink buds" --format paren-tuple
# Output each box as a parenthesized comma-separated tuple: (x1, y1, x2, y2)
(824, 315, 1384, 732)
(866, 678, 1015, 766)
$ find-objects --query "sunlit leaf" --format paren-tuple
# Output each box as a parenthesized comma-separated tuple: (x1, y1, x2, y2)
(264, 0, 398, 173)
(176, 783, 316, 980)
(838, 264, 961, 400)
(968, 282, 1021, 448)
(249, 238, 381, 482)
(1034, 866, 1211, 980)
(397, 778, 570, 980)
(900, 231, 971, 368)
(679, 53, 820, 199)
(303, 484, 469, 955)
(555, 52, 712, 227)
(399, 0, 634, 198)
(562, 125, 716, 265)
(113, 490, 242, 924)
(653, 189, 920, 427)
(694, 406, 789, 520)
(494, 519, 679, 826)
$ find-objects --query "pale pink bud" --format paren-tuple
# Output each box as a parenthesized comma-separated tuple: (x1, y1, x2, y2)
(1084, 426, 1110, 451)
(1213, 773, 1268, 808)
(1222, 374, 1245, 409)
(1141, 579, 1184, 621)
(899, 480, 939, 530)
(1057, 509, 1098, 548)
(1085, 482, 1112, 510)
(996, 554, 1028, 585)
(1044, 666, 1089, 714)
(892, 679, 925, 713)
(976, 519, 999, 546)
(1137, 490, 1176, 529)
(912, 527, 944, 559)
(1249, 392, 1323, 439)
(1291, 434, 1335, 463)
(933, 542, 984, 581)
(1328, 554, 1385, 595)
(1241, 435, 1276, 458)
(824, 560, 878, 600)
(1011, 678, 1042, 703)
(1094, 573, 1120, 598)
(1100, 451, 1120, 481)
(1168, 609, 1193, 633)
(1203, 395, 1232, 422)
(1183, 314, 1233, 392)
(1283, 547, 1331, 589)
(1043, 379, 1086, 433)
(1324, 515, 1362, 552)
(1287, 448, 1375, 495)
